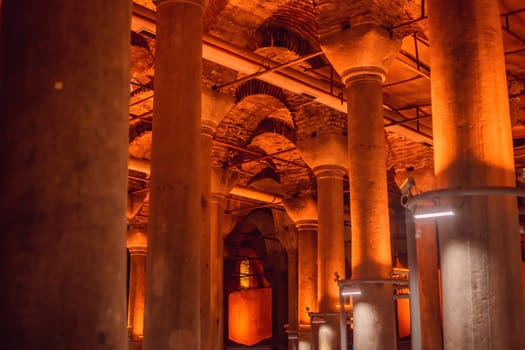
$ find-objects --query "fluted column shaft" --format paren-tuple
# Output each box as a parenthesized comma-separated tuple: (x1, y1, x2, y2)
(314, 165, 346, 350)
(0, 2, 130, 349)
(429, 0, 525, 348)
(144, 0, 205, 348)
(346, 75, 397, 350)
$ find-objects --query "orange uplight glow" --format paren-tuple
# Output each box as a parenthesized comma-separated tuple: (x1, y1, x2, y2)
(239, 259, 250, 289)
(397, 298, 411, 338)
(131, 308, 144, 339)
(228, 288, 272, 346)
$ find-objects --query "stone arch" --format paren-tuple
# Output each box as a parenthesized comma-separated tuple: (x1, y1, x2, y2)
(235, 79, 289, 107)
(252, 1, 327, 68)
(245, 132, 312, 196)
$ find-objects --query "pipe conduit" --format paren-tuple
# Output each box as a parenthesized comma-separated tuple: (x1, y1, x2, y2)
(128, 157, 283, 204)
(131, 3, 433, 144)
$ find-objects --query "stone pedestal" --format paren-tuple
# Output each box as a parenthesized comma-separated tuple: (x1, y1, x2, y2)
(429, 0, 525, 348)
(299, 327, 314, 350)
(144, 1, 206, 349)
(0, 2, 130, 349)
(321, 24, 400, 350)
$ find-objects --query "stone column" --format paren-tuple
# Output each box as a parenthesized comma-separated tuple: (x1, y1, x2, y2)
(414, 219, 442, 350)
(284, 196, 319, 350)
(0, 2, 130, 349)
(428, 1, 525, 348)
(296, 220, 319, 350)
(299, 134, 346, 350)
(397, 170, 443, 350)
(201, 89, 234, 350)
(127, 227, 148, 350)
(287, 246, 299, 350)
(210, 168, 238, 350)
(144, 0, 206, 349)
(321, 24, 401, 350)
(315, 165, 346, 350)
(200, 117, 214, 350)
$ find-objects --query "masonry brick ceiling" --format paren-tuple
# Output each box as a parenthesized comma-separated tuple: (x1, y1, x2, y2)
(128, 0, 525, 222)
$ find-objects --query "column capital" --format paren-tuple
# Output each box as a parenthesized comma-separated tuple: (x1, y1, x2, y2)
(128, 246, 148, 255)
(156, 0, 207, 10)
(297, 132, 347, 169)
(201, 119, 217, 138)
(211, 167, 238, 199)
(320, 24, 401, 85)
(295, 219, 318, 231)
(127, 226, 148, 250)
(312, 164, 346, 180)
(202, 88, 234, 127)
(283, 195, 318, 224)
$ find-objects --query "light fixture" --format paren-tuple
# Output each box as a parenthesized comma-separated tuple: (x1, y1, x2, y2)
(341, 287, 361, 296)
(413, 209, 454, 219)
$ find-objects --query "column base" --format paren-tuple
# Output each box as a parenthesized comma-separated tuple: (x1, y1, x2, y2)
(129, 339, 143, 350)
(298, 327, 313, 350)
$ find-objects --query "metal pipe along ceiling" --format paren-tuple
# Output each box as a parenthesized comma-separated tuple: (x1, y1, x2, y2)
(130, 4, 433, 144)
(128, 157, 283, 204)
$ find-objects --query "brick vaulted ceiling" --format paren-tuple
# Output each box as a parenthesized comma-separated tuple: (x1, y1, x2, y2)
(127, 0, 525, 224)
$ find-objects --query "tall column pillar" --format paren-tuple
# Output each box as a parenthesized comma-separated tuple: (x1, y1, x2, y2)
(210, 168, 238, 350)
(144, 0, 206, 349)
(414, 219, 442, 350)
(201, 89, 235, 350)
(200, 124, 213, 350)
(428, 1, 525, 348)
(315, 165, 346, 350)
(284, 196, 319, 350)
(299, 135, 347, 350)
(0, 2, 130, 349)
(321, 24, 401, 350)
(397, 170, 443, 350)
(127, 227, 148, 350)
(287, 246, 299, 350)
(296, 220, 318, 350)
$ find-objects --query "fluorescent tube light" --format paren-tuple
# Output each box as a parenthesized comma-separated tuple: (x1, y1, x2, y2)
(413, 210, 455, 219)
(341, 287, 362, 296)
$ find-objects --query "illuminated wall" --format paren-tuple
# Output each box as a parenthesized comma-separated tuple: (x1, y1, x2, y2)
(228, 287, 272, 346)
